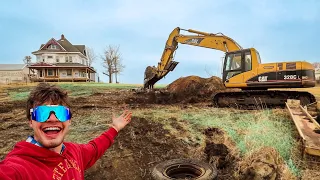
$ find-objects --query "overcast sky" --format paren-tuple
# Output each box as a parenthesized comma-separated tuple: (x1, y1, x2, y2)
(1, 0, 319, 84)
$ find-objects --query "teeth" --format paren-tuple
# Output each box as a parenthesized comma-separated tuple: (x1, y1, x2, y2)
(43, 127, 61, 131)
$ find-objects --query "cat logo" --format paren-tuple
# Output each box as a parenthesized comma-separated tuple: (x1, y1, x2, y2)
(258, 76, 268, 82)
(184, 38, 204, 45)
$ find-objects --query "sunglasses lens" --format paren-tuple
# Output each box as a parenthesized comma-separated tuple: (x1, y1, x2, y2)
(33, 106, 50, 122)
(32, 106, 70, 122)
(54, 106, 70, 122)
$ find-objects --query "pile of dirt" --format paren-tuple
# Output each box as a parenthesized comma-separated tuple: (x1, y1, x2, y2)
(166, 76, 226, 102)
(125, 76, 227, 105)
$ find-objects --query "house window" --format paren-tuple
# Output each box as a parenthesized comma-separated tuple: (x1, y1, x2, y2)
(56, 57, 60, 63)
(47, 69, 54, 76)
(48, 56, 53, 59)
(80, 71, 86, 77)
(48, 44, 58, 49)
(65, 56, 69, 62)
(67, 69, 72, 76)
(69, 56, 73, 62)
(39, 70, 43, 77)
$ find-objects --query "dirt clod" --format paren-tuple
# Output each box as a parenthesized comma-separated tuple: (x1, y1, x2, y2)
(237, 147, 292, 180)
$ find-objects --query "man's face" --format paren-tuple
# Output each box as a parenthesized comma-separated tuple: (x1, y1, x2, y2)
(29, 104, 71, 149)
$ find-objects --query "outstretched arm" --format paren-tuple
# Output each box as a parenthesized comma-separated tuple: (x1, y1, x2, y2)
(80, 109, 132, 169)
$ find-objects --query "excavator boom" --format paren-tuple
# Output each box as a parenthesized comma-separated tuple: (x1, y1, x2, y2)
(143, 27, 242, 88)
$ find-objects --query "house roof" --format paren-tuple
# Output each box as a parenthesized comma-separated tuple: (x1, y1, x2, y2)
(32, 35, 86, 56)
(57, 38, 80, 52)
(74, 45, 86, 56)
(0, 64, 26, 71)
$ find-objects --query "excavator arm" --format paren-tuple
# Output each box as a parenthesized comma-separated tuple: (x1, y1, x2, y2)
(144, 27, 242, 88)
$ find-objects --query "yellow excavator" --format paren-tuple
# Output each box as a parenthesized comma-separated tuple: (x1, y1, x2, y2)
(144, 27, 316, 108)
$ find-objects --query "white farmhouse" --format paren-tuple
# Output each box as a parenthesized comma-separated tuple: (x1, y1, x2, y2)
(29, 34, 95, 82)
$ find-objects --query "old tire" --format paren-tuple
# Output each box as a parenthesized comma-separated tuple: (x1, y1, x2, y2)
(151, 158, 217, 180)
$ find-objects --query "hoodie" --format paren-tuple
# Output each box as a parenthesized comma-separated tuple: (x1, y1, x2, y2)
(0, 128, 118, 180)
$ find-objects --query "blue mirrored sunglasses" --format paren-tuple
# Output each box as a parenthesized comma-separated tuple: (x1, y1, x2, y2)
(30, 105, 71, 122)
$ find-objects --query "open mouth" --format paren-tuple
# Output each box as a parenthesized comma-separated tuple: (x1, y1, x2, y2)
(42, 127, 62, 135)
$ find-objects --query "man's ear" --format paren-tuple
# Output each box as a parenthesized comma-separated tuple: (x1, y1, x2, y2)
(29, 120, 33, 128)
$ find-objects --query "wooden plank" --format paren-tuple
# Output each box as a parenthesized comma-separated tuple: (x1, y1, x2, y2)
(286, 99, 320, 156)
(299, 105, 320, 130)
(286, 101, 306, 140)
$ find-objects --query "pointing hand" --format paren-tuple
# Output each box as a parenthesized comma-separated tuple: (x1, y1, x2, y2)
(111, 110, 132, 132)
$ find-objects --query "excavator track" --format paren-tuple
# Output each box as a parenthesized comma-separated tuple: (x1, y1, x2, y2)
(213, 90, 316, 109)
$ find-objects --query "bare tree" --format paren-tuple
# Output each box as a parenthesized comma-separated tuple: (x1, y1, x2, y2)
(23, 56, 32, 65)
(112, 45, 125, 83)
(86, 47, 96, 67)
(102, 48, 113, 83)
(102, 45, 125, 83)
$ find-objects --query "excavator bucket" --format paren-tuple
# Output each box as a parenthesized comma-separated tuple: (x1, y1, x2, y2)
(143, 61, 179, 89)
(144, 66, 158, 89)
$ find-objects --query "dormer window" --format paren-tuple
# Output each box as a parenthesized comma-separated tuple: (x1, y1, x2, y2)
(48, 44, 58, 49)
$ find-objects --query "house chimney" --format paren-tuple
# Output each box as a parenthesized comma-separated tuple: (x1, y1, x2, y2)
(61, 34, 65, 40)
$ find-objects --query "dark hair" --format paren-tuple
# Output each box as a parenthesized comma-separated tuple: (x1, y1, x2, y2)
(26, 83, 71, 120)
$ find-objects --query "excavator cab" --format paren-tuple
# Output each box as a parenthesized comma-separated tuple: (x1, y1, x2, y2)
(222, 48, 258, 84)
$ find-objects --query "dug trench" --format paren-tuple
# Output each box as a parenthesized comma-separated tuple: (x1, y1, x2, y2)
(84, 117, 238, 180)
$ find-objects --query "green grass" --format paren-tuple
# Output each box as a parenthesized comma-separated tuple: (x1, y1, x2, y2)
(132, 107, 300, 174)
(57, 82, 142, 89)
(56, 82, 167, 89)
(5, 82, 168, 100)
(9, 91, 30, 100)
(66, 110, 109, 143)
(182, 109, 296, 159)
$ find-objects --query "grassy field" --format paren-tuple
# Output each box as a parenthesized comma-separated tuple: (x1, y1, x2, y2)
(2, 82, 320, 178)
(1, 82, 167, 101)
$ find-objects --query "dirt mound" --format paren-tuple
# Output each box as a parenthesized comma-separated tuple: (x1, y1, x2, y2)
(237, 147, 295, 180)
(125, 76, 227, 105)
(166, 76, 226, 102)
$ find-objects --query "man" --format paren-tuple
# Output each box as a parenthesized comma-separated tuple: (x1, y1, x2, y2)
(0, 83, 132, 180)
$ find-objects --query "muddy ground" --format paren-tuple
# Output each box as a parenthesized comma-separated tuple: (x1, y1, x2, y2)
(1, 77, 320, 179)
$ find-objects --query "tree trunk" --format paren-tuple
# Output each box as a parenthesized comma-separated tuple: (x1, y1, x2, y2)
(109, 74, 112, 83)
(115, 72, 118, 83)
